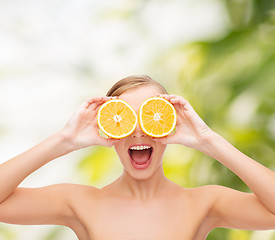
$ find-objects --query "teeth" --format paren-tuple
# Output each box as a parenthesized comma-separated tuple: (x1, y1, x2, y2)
(130, 145, 152, 151)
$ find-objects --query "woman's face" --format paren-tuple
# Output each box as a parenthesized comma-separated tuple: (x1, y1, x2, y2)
(113, 85, 167, 180)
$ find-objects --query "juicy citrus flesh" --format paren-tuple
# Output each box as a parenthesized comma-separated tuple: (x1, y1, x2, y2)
(97, 99, 138, 139)
(139, 97, 177, 137)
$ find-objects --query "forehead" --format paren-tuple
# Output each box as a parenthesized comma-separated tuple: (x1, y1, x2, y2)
(118, 85, 161, 111)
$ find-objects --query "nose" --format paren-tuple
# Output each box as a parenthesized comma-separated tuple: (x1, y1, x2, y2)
(131, 122, 146, 138)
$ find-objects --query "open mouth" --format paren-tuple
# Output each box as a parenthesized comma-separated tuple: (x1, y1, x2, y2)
(128, 145, 154, 170)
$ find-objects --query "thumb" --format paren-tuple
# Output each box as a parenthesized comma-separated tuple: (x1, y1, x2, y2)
(152, 136, 169, 144)
(102, 137, 121, 147)
(152, 134, 179, 145)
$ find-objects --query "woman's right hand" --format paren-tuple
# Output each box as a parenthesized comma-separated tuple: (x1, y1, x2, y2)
(59, 97, 120, 151)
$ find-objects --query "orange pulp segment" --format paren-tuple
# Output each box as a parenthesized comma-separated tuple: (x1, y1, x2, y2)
(97, 99, 137, 139)
(139, 97, 177, 137)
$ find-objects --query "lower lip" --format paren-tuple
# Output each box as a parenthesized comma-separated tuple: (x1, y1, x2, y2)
(129, 152, 153, 170)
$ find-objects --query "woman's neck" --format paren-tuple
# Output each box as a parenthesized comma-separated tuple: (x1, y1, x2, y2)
(114, 165, 171, 200)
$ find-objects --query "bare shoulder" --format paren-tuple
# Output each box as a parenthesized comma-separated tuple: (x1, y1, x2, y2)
(183, 184, 234, 211)
(60, 182, 99, 192)
(178, 185, 224, 227)
(55, 183, 100, 237)
(164, 183, 221, 216)
(166, 184, 224, 237)
(178, 184, 221, 202)
(49, 183, 101, 217)
(185, 184, 228, 199)
(58, 183, 100, 202)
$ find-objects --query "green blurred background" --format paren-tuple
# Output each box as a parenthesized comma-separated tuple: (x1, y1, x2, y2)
(0, 0, 275, 239)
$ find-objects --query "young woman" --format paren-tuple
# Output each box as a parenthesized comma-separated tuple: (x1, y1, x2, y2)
(0, 75, 274, 240)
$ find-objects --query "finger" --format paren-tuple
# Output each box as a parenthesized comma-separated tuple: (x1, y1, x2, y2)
(81, 97, 103, 111)
(86, 97, 103, 103)
(156, 94, 173, 101)
(92, 98, 115, 114)
(180, 102, 207, 129)
(87, 96, 119, 110)
(163, 94, 194, 112)
(94, 103, 103, 113)
(157, 95, 190, 110)
(85, 96, 115, 106)
(156, 94, 168, 98)
(75, 100, 94, 113)
(163, 94, 187, 103)
(86, 97, 107, 111)
(169, 98, 189, 109)
(163, 94, 179, 100)
(157, 94, 181, 101)
(101, 96, 119, 101)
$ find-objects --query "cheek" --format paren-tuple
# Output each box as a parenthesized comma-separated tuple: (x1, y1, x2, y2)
(113, 140, 127, 159)
(157, 142, 167, 151)
(113, 143, 130, 169)
(155, 144, 167, 158)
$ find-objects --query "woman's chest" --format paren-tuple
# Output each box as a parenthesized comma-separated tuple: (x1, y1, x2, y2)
(76, 197, 208, 240)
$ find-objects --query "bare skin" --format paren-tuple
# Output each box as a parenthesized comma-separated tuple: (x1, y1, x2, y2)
(0, 85, 274, 240)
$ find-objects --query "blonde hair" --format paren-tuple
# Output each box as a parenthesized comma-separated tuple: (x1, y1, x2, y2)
(106, 75, 168, 97)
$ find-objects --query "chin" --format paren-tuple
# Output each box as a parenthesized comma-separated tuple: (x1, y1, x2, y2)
(126, 170, 154, 181)
(124, 162, 163, 181)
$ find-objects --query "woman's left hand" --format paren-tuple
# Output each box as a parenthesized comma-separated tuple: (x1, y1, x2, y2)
(153, 94, 214, 151)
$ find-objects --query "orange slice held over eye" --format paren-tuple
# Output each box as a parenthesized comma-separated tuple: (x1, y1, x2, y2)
(139, 97, 177, 138)
(97, 99, 138, 139)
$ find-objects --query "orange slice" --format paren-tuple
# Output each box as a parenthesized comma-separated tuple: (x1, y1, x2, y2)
(97, 99, 137, 139)
(139, 97, 177, 138)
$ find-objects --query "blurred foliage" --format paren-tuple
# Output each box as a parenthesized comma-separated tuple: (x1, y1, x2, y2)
(78, 0, 275, 239)
(0, 224, 16, 240)
(41, 226, 74, 240)
(42, 227, 64, 240)
(78, 146, 122, 188)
